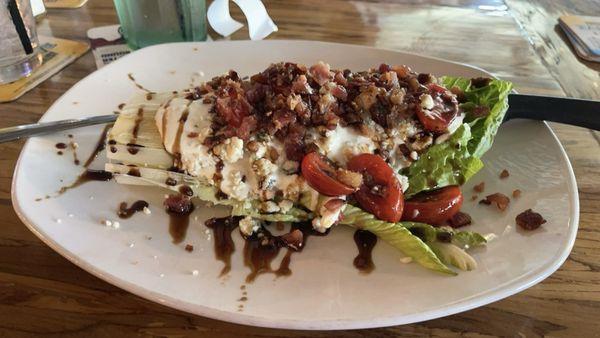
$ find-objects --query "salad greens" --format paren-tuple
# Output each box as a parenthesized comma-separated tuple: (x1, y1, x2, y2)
(340, 205, 456, 275)
(404, 77, 513, 197)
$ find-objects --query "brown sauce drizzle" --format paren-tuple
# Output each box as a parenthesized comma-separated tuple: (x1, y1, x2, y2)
(171, 103, 191, 157)
(164, 194, 195, 244)
(118, 200, 149, 219)
(57, 151, 63, 155)
(179, 185, 193, 196)
(243, 223, 328, 282)
(127, 168, 141, 177)
(57, 169, 113, 194)
(55, 142, 67, 149)
(165, 177, 177, 186)
(54, 125, 112, 197)
(205, 216, 240, 276)
(127, 73, 152, 93)
(204, 218, 330, 282)
(353, 230, 377, 274)
(129, 107, 144, 147)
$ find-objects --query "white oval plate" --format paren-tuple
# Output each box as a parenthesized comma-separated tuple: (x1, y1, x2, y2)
(12, 40, 578, 330)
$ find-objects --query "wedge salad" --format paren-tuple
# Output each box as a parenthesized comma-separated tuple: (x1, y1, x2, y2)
(106, 62, 512, 275)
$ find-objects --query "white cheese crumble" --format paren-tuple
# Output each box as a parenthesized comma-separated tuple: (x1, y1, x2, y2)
(192, 270, 199, 276)
(400, 257, 413, 264)
(214, 137, 244, 164)
(239, 216, 260, 236)
(312, 196, 346, 233)
(253, 158, 277, 177)
(220, 170, 250, 201)
(420, 94, 434, 110)
(143, 207, 151, 215)
(278, 199, 294, 213)
(260, 201, 280, 213)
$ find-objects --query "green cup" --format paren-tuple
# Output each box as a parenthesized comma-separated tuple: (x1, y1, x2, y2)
(113, 0, 207, 50)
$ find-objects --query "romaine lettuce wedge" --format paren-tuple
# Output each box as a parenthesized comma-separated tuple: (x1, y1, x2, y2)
(404, 77, 513, 196)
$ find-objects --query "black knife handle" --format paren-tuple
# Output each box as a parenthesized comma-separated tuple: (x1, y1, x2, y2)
(505, 94, 600, 131)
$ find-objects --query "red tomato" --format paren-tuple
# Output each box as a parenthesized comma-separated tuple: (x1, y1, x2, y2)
(415, 84, 459, 133)
(402, 186, 463, 225)
(301, 152, 355, 196)
(347, 154, 404, 223)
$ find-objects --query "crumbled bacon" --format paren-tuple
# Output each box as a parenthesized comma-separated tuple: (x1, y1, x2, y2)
(471, 77, 492, 88)
(479, 193, 510, 211)
(185, 244, 194, 252)
(193, 61, 460, 172)
(447, 211, 472, 228)
(215, 81, 252, 128)
(471, 105, 490, 118)
(309, 61, 332, 86)
(500, 169, 509, 179)
(291, 74, 313, 94)
(512, 189, 521, 198)
(516, 209, 546, 230)
(473, 182, 485, 193)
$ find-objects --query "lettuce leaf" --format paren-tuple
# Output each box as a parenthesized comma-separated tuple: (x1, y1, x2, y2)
(231, 201, 310, 223)
(340, 205, 456, 275)
(404, 77, 513, 196)
(429, 242, 478, 271)
(404, 124, 483, 196)
(444, 76, 514, 157)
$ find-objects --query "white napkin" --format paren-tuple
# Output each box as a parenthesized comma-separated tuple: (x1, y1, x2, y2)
(207, 0, 278, 40)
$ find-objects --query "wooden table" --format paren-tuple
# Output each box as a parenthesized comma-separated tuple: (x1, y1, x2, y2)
(1, 0, 598, 336)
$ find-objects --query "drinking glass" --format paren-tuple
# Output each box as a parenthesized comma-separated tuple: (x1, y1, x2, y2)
(0, 0, 42, 84)
(113, 0, 207, 50)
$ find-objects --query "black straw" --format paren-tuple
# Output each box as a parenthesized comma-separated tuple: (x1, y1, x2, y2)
(7, 0, 33, 54)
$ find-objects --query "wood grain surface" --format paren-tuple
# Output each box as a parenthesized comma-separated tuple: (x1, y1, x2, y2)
(0, 0, 598, 336)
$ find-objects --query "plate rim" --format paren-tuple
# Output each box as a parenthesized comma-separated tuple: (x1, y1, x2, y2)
(11, 40, 580, 330)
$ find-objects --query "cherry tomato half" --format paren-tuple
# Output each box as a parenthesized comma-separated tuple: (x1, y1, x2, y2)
(415, 84, 459, 133)
(402, 185, 463, 225)
(301, 152, 355, 196)
(347, 154, 404, 223)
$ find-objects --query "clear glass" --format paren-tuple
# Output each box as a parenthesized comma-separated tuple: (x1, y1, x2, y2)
(0, 0, 41, 84)
(113, 0, 207, 50)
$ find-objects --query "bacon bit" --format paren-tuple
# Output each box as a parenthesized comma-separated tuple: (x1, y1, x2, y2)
(516, 209, 546, 230)
(471, 105, 490, 118)
(309, 61, 332, 86)
(447, 212, 472, 228)
(324, 198, 345, 211)
(480, 193, 510, 211)
(512, 189, 521, 198)
(185, 244, 194, 252)
(336, 169, 363, 189)
(471, 77, 492, 88)
(473, 182, 485, 193)
(450, 86, 467, 103)
(500, 169, 510, 179)
(333, 71, 347, 86)
(291, 74, 313, 94)
(187, 132, 199, 138)
(330, 85, 348, 101)
(246, 140, 259, 152)
(268, 147, 280, 162)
